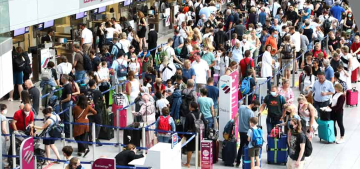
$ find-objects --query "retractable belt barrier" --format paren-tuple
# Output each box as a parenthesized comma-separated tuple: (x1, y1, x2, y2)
(40, 78, 86, 99)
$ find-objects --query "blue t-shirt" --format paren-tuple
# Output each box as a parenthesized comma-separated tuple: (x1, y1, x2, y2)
(198, 97, 214, 118)
(302, 8, 311, 21)
(225, 14, 234, 32)
(325, 66, 334, 81)
(238, 105, 254, 133)
(330, 5, 345, 22)
(259, 12, 267, 26)
(206, 85, 219, 105)
(182, 68, 195, 81)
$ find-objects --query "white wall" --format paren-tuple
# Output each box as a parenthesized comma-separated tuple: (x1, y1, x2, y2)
(0, 50, 13, 98)
(9, 0, 125, 31)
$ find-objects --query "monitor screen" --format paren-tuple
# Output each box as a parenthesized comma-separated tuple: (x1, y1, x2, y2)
(14, 27, 26, 36)
(44, 20, 54, 28)
(76, 12, 85, 19)
(98, 6, 106, 13)
(25, 27, 30, 33)
(38, 23, 44, 30)
(124, 0, 131, 6)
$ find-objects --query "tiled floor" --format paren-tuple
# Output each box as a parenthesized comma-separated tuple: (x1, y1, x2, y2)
(2, 33, 360, 168)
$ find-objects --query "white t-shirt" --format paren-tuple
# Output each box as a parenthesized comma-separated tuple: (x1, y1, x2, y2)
(105, 27, 116, 39)
(156, 98, 169, 115)
(163, 46, 175, 64)
(81, 28, 93, 44)
(56, 62, 72, 75)
(114, 23, 122, 33)
(179, 27, 188, 39)
(191, 59, 209, 84)
(129, 62, 140, 75)
(177, 13, 187, 26)
(290, 32, 301, 52)
(159, 63, 176, 82)
(98, 67, 110, 81)
(119, 39, 131, 53)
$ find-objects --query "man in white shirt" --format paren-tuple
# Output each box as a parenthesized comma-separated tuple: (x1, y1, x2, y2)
(111, 18, 122, 34)
(159, 58, 176, 83)
(231, 42, 244, 64)
(179, 21, 189, 39)
(290, 26, 301, 74)
(191, 52, 210, 93)
(163, 38, 183, 65)
(80, 23, 93, 55)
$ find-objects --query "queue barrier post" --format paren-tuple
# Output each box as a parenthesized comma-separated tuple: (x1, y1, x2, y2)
(69, 105, 73, 139)
(292, 57, 296, 88)
(195, 132, 199, 169)
(92, 123, 96, 162)
(12, 133, 16, 169)
(142, 126, 146, 155)
(116, 109, 120, 148)
(34, 155, 37, 169)
(245, 94, 249, 105)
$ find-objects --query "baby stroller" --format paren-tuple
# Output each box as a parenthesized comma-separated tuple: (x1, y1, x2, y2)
(8, 130, 46, 169)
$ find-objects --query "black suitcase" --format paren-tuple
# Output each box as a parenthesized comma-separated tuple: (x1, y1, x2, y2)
(222, 138, 237, 166)
(98, 112, 114, 140)
(123, 123, 142, 147)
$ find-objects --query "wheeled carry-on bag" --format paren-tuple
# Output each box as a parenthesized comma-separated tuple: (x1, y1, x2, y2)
(222, 138, 237, 166)
(243, 146, 262, 169)
(267, 127, 288, 165)
(351, 68, 358, 83)
(212, 139, 219, 164)
(317, 119, 336, 143)
(98, 110, 114, 140)
(346, 88, 358, 107)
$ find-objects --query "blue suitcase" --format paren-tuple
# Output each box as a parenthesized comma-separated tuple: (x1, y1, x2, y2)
(267, 135, 288, 165)
(242, 147, 262, 169)
(317, 119, 336, 143)
(222, 138, 237, 166)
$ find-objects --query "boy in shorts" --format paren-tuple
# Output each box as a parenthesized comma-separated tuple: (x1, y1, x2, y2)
(247, 117, 261, 168)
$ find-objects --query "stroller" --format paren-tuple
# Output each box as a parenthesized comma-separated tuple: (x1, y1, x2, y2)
(8, 130, 46, 169)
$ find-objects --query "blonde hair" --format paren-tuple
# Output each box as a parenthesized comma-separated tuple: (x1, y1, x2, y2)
(334, 83, 343, 92)
(121, 32, 127, 39)
(285, 104, 297, 117)
(193, 28, 202, 42)
(204, 38, 215, 52)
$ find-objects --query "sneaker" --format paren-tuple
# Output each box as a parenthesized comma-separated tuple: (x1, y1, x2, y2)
(337, 139, 344, 144)
(8, 98, 13, 101)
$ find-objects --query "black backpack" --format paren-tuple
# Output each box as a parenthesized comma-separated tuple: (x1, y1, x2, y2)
(13, 54, 26, 71)
(82, 53, 93, 72)
(281, 43, 293, 59)
(180, 90, 196, 117)
(323, 19, 331, 34)
(243, 58, 253, 77)
(179, 46, 189, 59)
(113, 43, 125, 57)
(304, 134, 313, 157)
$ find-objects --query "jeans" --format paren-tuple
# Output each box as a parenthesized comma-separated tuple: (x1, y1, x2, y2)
(75, 70, 86, 84)
(313, 100, 330, 118)
(236, 132, 249, 164)
(205, 117, 214, 129)
(157, 135, 170, 143)
(266, 117, 282, 134)
(61, 101, 72, 138)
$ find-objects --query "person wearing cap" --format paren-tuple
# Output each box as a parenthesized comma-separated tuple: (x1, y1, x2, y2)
(79, 23, 93, 55)
(330, 1, 345, 22)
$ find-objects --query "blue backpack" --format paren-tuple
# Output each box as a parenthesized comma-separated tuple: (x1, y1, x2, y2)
(116, 59, 127, 77)
(251, 128, 263, 148)
(240, 77, 252, 95)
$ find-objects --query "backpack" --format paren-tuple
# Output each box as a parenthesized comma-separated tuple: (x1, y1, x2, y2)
(113, 43, 125, 57)
(223, 119, 234, 140)
(179, 45, 189, 59)
(161, 63, 173, 72)
(13, 54, 26, 71)
(243, 58, 253, 77)
(251, 128, 264, 148)
(159, 47, 170, 64)
(180, 90, 196, 117)
(240, 76, 252, 95)
(116, 59, 127, 77)
(82, 53, 93, 72)
(158, 116, 171, 133)
(191, 113, 205, 134)
(338, 79, 347, 91)
(41, 68, 52, 81)
(304, 134, 313, 157)
(323, 19, 331, 34)
(282, 43, 293, 59)
(48, 116, 63, 138)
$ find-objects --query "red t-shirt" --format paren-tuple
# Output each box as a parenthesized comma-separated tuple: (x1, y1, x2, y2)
(153, 83, 165, 93)
(312, 49, 327, 58)
(239, 57, 255, 76)
(11, 110, 34, 131)
(351, 42, 360, 55)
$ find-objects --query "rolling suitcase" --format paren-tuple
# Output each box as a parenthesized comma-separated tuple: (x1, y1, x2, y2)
(123, 123, 142, 147)
(267, 134, 288, 165)
(112, 93, 129, 127)
(351, 68, 358, 83)
(346, 88, 358, 107)
(243, 146, 262, 169)
(98, 111, 114, 140)
(317, 119, 336, 143)
(222, 138, 237, 166)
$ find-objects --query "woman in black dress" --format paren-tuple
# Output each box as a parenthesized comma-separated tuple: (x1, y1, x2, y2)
(183, 101, 207, 168)
(96, 23, 106, 52)
(137, 11, 147, 52)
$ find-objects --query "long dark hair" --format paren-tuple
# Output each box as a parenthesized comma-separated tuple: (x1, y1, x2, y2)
(21, 90, 31, 104)
(77, 95, 88, 109)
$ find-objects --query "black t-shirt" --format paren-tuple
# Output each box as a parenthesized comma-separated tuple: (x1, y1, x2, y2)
(303, 28, 313, 42)
(312, 67, 321, 77)
(330, 59, 343, 72)
(289, 132, 306, 161)
(61, 83, 72, 102)
(86, 89, 103, 104)
(328, 37, 341, 51)
(287, 11, 298, 25)
(264, 95, 286, 120)
(115, 150, 144, 166)
(28, 86, 40, 114)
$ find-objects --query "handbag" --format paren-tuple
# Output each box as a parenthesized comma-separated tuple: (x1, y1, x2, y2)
(48, 116, 63, 138)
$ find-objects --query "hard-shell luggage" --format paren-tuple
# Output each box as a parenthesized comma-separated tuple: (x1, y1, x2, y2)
(351, 68, 358, 83)
(267, 135, 288, 165)
(346, 88, 358, 107)
(243, 146, 262, 169)
(112, 93, 129, 127)
(317, 119, 336, 143)
(98, 111, 114, 140)
(222, 138, 237, 166)
(212, 139, 219, 164)
(123, 123, 142, 147)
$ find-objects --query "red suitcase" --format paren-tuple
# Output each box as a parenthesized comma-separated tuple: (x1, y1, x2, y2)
(212, 140, 219, 163)
(346, 88, 358, 107)
(351, 68, 358, 83)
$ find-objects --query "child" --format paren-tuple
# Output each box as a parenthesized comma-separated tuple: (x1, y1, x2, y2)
(129, 53, 140, 78)
(101, 46, 112, 68)
(155, 92, 170, 118)
(155, 107, 176, 143)
(247, 117, 262, 169)
(165, 79, 174, 93)
(62, 146, 73, 166)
